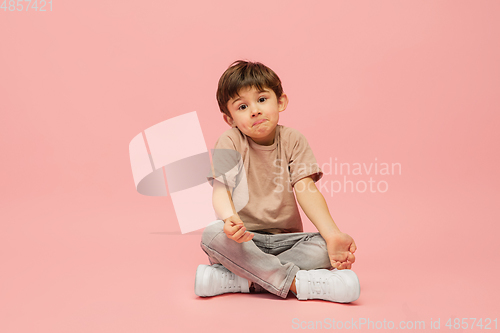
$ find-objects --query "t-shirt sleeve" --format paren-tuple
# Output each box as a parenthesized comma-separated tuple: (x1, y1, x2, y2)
(207, 131, 245, 189)
(287, 129, 323, 187)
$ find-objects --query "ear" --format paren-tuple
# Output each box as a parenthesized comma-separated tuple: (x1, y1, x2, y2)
(223, 114, 236, 127)
(278, 93, 288, 113)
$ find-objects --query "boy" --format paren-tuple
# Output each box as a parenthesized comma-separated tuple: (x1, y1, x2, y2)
(195, 60, 360, 303)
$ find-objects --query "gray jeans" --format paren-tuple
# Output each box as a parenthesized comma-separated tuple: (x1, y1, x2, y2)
(200, 220, 332, 298)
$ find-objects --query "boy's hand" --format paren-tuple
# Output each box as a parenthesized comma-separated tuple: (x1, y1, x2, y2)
(223, 214, 254, 243)
(324, 232, 357, 270)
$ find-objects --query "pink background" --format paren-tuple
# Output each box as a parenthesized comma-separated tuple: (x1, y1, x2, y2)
(1, 1, 499, 332)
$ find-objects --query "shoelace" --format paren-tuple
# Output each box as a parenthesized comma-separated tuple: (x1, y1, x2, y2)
(219, 269, 238, 290)
(308, 275, 332, 296)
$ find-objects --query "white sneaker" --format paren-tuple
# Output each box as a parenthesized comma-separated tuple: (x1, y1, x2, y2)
(295, 269, 360, 303)
(195, 264, 250, 297)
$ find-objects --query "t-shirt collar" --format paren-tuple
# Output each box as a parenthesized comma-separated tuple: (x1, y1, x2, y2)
(247, 125, 281, 150)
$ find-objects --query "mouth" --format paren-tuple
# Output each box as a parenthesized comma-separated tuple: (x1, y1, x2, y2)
(253, 119, 266, 126)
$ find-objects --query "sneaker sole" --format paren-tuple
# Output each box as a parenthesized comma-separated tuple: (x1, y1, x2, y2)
(194, 265, 210, 297)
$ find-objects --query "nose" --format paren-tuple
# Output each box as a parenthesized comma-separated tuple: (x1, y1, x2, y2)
(250, 104, 261, 117)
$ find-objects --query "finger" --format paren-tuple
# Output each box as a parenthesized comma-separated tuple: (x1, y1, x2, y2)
(225, 224, 241, 237)
(232, 226, 247, 241)
(232, 223, 244, 234)
(237, 232, 252, 243)
(240, 230, 254, 243)
(238, 230, 252, 242)
(233, 220, 244, 227)
(241, 232, 254, 243)
(347, 252, 356, 263)
(330, 253, 347, 262)
(346, 263, 352, 269)
(350, 242, 357, 253)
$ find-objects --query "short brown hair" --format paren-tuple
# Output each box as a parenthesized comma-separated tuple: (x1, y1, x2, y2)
(216, 60, 284, 117)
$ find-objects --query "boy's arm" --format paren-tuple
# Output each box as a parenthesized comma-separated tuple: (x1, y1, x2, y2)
(212, 178, 236, 221)
(294, 177, 357, 270)
(212, 180, 254, 243)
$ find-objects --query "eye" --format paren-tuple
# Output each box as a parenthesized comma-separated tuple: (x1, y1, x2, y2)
(238, 104, 248, 110)
(258, 97, 267, 103)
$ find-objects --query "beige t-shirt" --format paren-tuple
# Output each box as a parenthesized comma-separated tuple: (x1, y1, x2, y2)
(209, 125, 323, 234)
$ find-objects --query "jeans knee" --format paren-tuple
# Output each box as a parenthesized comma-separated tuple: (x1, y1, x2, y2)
(201, 220, 224, 247)
(305, 234, 332, 269)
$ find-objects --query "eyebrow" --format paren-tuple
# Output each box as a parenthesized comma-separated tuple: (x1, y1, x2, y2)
(231, 89, 270, 105)
(231, 96, 242, 105)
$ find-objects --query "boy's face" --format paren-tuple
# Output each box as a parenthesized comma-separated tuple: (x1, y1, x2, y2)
(223, 86, 288, 146)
